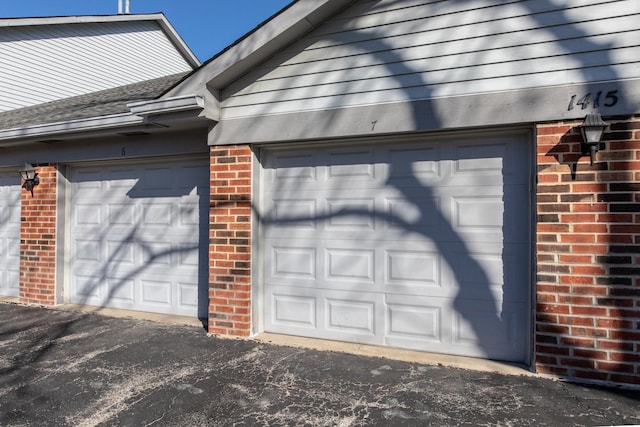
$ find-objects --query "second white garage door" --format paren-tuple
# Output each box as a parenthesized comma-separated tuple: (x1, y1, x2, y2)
(260, 131, 531, 362)
(0, 171, 21, 298)
(68, 158, 209, 318)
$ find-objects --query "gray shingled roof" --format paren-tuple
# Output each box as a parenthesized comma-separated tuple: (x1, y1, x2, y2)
(0, 73, 188, 131)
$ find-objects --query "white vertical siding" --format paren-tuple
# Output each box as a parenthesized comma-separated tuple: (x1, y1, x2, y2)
(0, 21, 193, 112)
(221, 0, 640, 118)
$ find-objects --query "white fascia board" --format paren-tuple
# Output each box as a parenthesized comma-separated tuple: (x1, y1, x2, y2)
(128, 95, 204, 117)
(0, 113, 143, 145)
(0, 13, 164, 28)
(154, 15, 201, 68)
(165, 0, 355, 97)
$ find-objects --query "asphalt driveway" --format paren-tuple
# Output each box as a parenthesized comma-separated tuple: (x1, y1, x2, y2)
(0, 302, 638, 426)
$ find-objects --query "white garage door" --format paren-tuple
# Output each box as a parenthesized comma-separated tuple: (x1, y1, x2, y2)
(261, 132, 531, 362)
(69, 158, 209, 318)
(0, 171, 21, 298)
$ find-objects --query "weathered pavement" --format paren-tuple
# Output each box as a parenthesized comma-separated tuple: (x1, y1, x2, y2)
(0, 302, 638, 426)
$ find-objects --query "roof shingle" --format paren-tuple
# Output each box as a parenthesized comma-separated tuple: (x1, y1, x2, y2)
(0, 72, 188, 131)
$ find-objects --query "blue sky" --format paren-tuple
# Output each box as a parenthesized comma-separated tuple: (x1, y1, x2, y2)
(0, 0, 293, 62)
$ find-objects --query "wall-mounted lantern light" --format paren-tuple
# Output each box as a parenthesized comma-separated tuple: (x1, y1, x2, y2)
(579, 113, 609, 166)
(18, 163, 40, 196)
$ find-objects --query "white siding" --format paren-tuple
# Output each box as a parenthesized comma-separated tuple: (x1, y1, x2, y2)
(222, 0, 640, 118)
(0, 21, 193, 112)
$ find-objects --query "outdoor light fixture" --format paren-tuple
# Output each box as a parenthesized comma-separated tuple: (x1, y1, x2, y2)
(579, 113, 609, 166)
(18, 163, 40, 196)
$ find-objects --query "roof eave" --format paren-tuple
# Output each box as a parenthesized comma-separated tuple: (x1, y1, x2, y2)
(128, 95, 204, 117)
(153, 14, 201, 68)
(0, 96, 211, 147)
(164, 0, 355, 97)
(0, 113, 143, 147)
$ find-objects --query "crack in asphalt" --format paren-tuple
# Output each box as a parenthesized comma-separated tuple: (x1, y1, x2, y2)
(1, 304, 638, 426)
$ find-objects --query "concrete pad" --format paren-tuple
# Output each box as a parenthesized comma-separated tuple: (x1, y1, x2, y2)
(53, 303, 205, 328)
(254, 333, 535, 377)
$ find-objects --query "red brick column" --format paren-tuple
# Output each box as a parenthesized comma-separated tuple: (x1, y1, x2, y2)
(19, 164, 57, 305)
(209, 145, 252, 336)
(536, 117, 640, 386)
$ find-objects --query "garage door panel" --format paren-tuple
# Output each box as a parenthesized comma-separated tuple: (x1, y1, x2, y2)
(454, 144, 506, 173)
(267, 239, 453, 297)
(453, 136, 528, 175)
(388, 145, 441, 176)
(75, 239, 102, 262)
(4, 257, 20, 295)
(141, 202, 173, 225)
(178, 282, 199, 310)
(0, 172, 21, 298)
(72, 275, 101, 299)
(262, 133, 530, 362)
(107, 240, 136, 264)
(266, 243, 380, 292)
(503, 244, 531, 302)
(268, 290, 318, 330)
(177, 242, 202, 266)
(384, 249, 442, 290)
(266, 196, 447, 237)
(268, 150, 318, 174)
(139, 241, 173, 265)
(270, 199, 317, 229)
(271, 245, 317, 282)
(322, 241, 380, 292)
(385, 195, 442, 231)
(383, 246, 455, 298)
(326, 197, 376, 230)
(385, 294, 445, 346)
(453, 195, 503, 227)
(69, 159, 208, 317)
(455, 253, 505, 288)
(326, 247, 375, 283)
(325, 297, 377, 336)
(266, 286, 385, 344)
(453, 300, 527, 360)
(75, 203, 102, 226)
(178, 198, 204, 226)
(327, 149, 376, 181)
(449, 169, 505, 188)
(106, 278, 135, 303)
(107, 203, 136, 226)
(141, 279, 172, 306)
(2, 258, 20, 296)
(73, 172, 104, 193)
(503, 187, 532, 243)
(448, 243, 510, 303)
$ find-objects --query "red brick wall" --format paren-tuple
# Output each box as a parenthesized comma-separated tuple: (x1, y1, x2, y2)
(19, 165, 57, 305)
(209, 145, 252, 336)
(536, 116, 640, 386)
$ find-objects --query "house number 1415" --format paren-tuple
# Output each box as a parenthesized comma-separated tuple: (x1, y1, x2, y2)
(568, 90, 618, 111)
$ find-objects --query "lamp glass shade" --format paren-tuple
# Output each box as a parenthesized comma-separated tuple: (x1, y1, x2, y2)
(19, 164, 37, 181)
(579, 114, 609, 144)
(581, 127, 604, 144)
